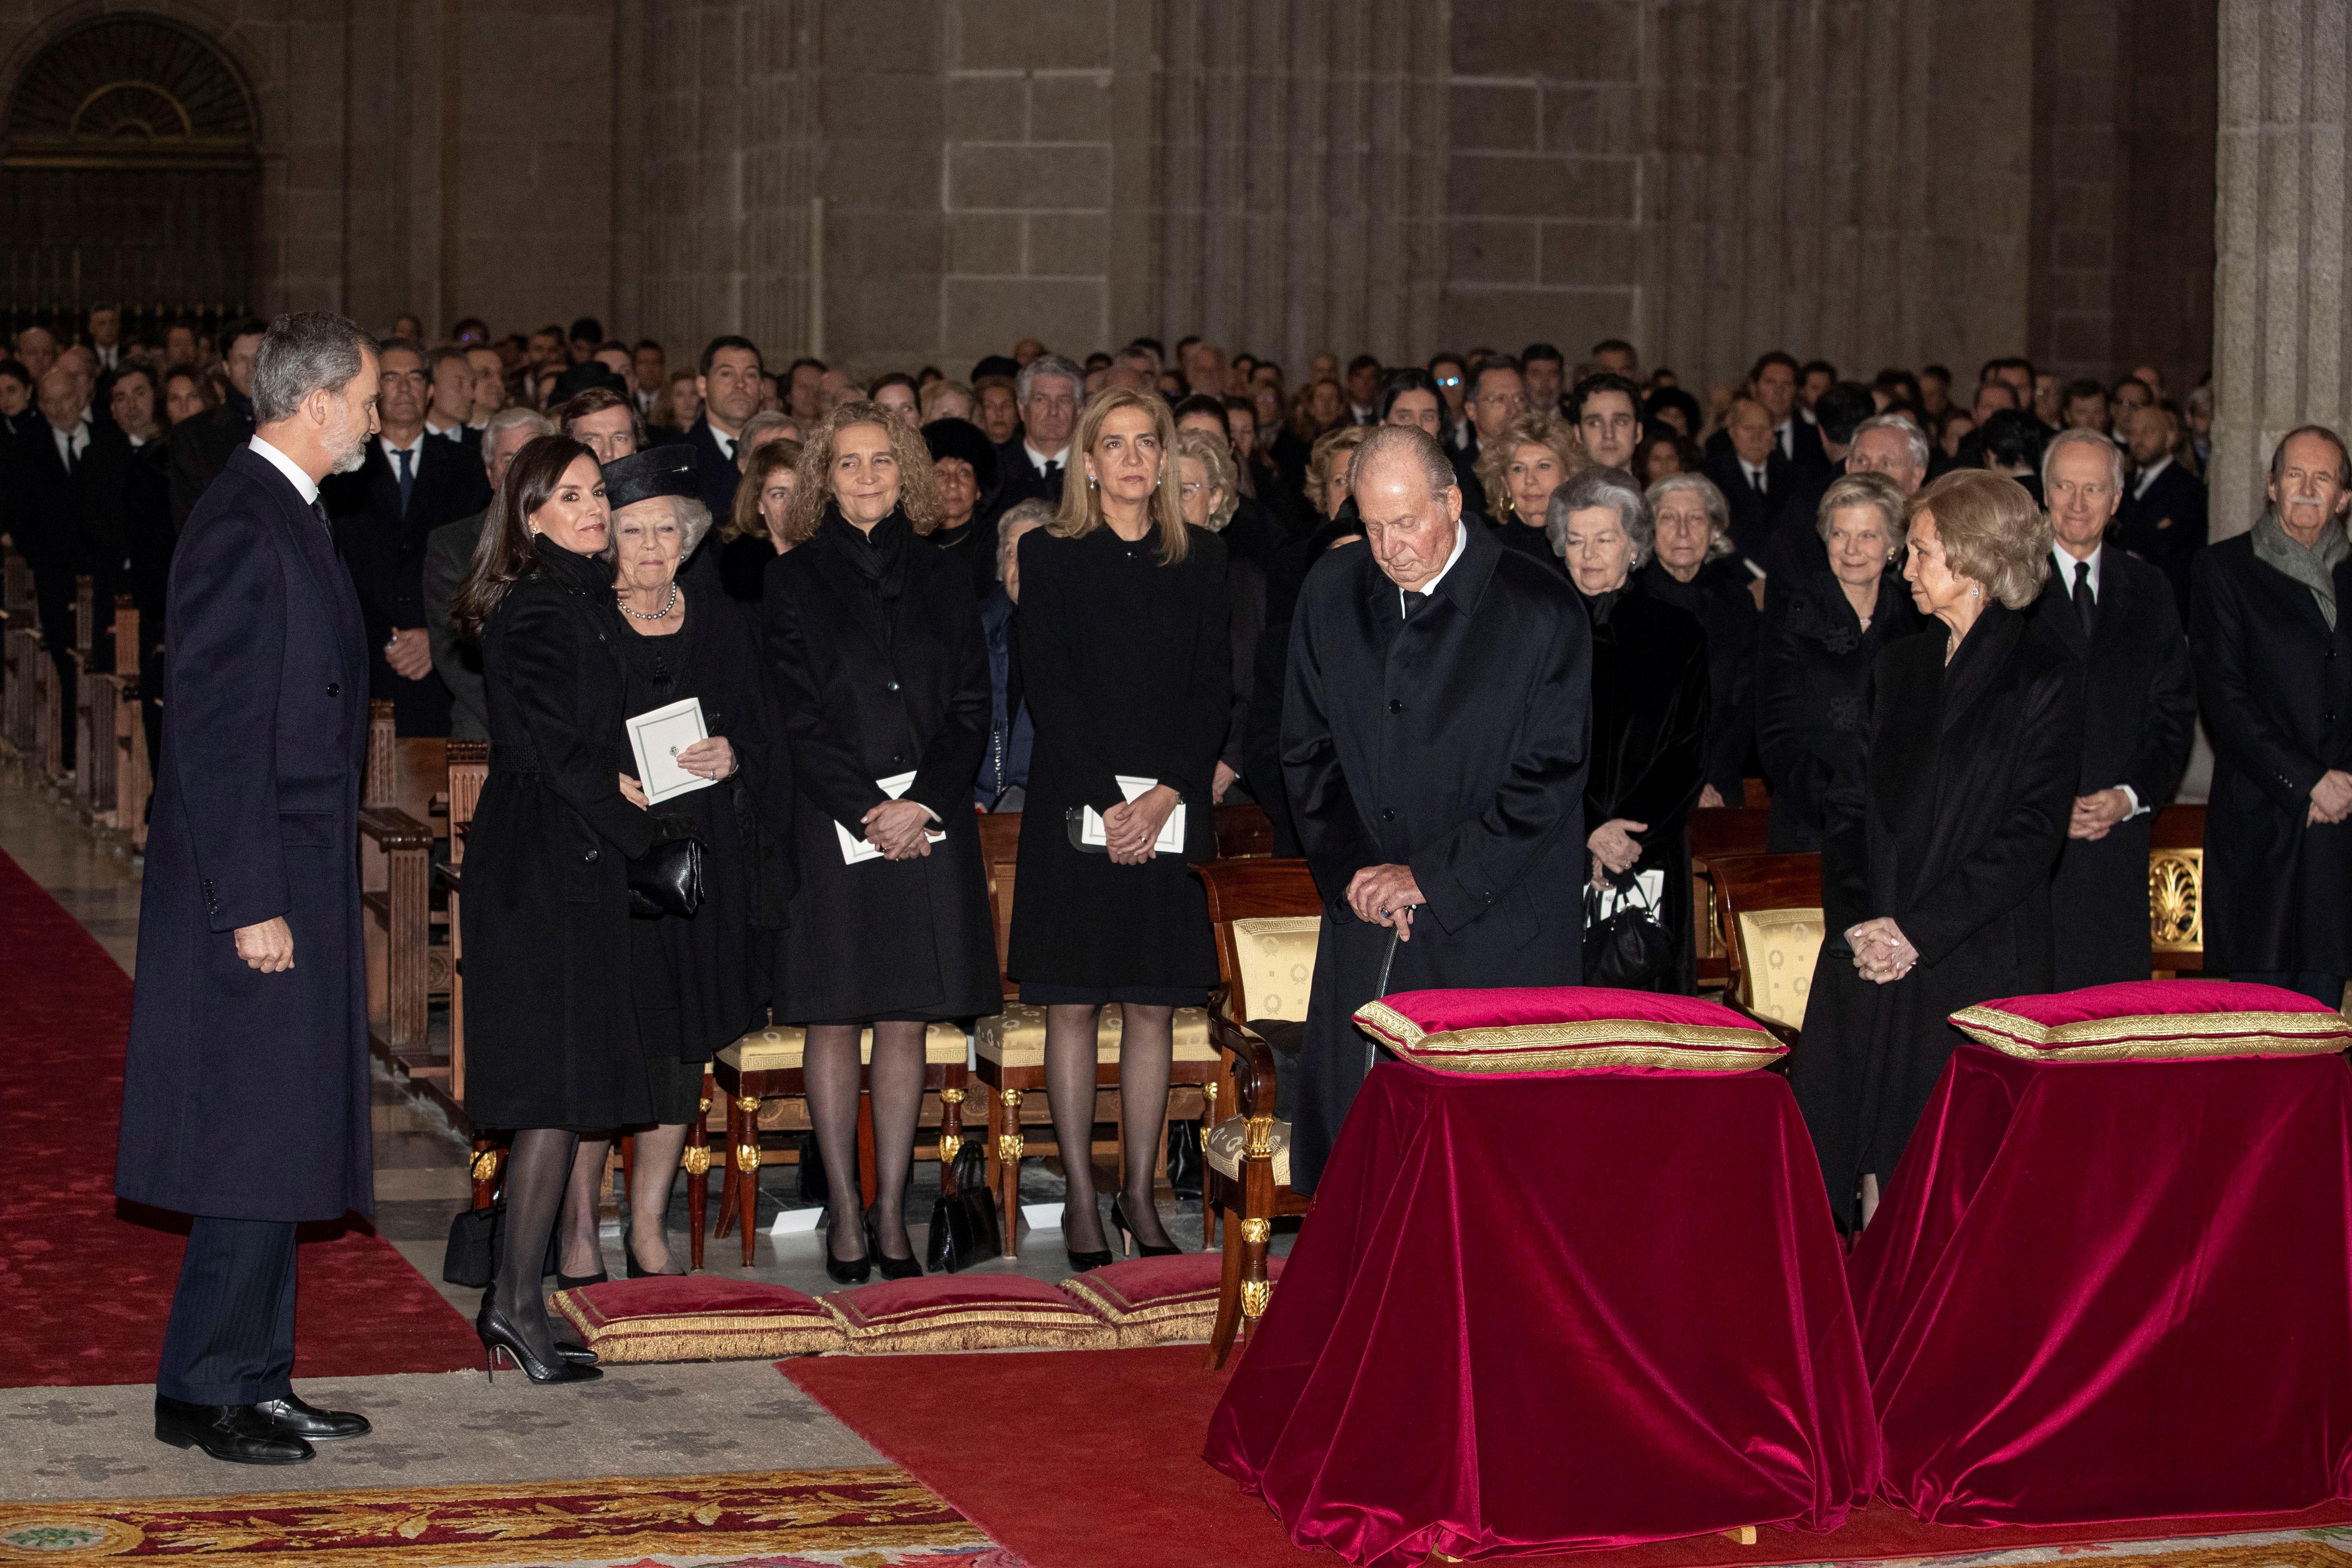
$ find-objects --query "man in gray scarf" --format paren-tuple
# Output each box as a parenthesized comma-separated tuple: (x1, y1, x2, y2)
(2190, 425, 2352, 1008)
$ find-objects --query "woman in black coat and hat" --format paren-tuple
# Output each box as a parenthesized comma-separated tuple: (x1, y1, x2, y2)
(764, 402, 999, 1282)
(1792, 469, 2081, 1232)
(1548, 466, 1710, 993)
(549, 445, 793, 1285)
(924, 415, 1001, 599)
(1013, 386, 1230, 1267)
(453, 435, 663, 1384)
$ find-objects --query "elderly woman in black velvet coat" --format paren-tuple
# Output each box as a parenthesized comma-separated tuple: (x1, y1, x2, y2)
(1756, 473, 1925, 851)
(1548, 466, 1710, 993)
(1639, 473, 1756, 808)
(1792, 469, 2082, 1232)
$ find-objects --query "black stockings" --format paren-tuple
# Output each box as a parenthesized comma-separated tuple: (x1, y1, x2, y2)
(558, 1126, 694, 1277)
(804, 1021, 928, 1263)
(1044, 1003, 1175, 1254)
(493, 1127, 578, 1363)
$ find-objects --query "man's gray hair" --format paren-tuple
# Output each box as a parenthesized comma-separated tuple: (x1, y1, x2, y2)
(997, 497, 1057, 581)
(1850, 412, 1930, 475)
(1353, 423, 1455, 501)
(2040, 427, 2126, 495)
(480, 407, 554, 472)
(252, 311, 377, 426)
(1546, 465, 1653, 565)
(1016, 353, 1085, 407)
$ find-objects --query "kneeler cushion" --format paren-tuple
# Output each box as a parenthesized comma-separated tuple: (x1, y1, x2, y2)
(1951, 979, 2352, 1062)
(1354, 985, 1784, 1077)
(552, 1277, 844, 1361)
(1059, 1252, 1286, 1347)
(826, 1273, 1117, 1352)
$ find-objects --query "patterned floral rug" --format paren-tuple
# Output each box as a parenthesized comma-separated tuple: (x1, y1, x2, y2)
(0, 1465, 1017, 1566)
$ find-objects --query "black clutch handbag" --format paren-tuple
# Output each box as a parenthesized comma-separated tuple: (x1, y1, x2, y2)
(1583, 876, 1674, 991)
(443, 1201, 501, 1288)
(924, 1144, 1000, 1274)
(627, 833, 706, 920)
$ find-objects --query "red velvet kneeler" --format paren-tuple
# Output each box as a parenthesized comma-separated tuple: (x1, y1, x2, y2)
(1205, 1061, 1880, 1568)
(1852, 1045, 2352, 1526)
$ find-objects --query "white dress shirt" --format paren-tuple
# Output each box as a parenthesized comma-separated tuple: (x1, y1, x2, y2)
(1739, 456, 1770, 494)
(2131, 455, 2171, 501)
(708, 423, 737, 462)
(424, 416, 467, 442)
(1397, 518, 1471, 618)
(51, 419, 89, 470)
(1022, 442, 1070, 478)
(249, 434, 322, 507)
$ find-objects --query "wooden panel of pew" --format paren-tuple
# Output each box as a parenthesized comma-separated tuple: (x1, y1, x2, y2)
(110, 599, 150, 847)
(358, 703, 442, 1078)
(1, 547, 37, 757)
(71, 576, 104, 816)
(440, 741, 487, 1101)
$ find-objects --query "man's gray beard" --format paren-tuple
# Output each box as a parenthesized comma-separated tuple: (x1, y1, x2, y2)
(327, 422, 367, 474)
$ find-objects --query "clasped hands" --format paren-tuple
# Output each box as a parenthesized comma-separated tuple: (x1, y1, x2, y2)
(2068, 787, 2134, 841)
(863, 798, 937, 860)
(1102, 784, 1181, 865)
(2310, 769, 2352, 827)
(1346, 863, 1423, 940)
(617, 738, 737, 809)
(1845, 917, 1917, 985)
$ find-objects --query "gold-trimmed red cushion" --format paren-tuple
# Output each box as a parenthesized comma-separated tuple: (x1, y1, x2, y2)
(552, 1277, 843, 1362)
(1058, 1253, 1286, 1347)
(1950, 980, 2352, 1062)
(1353, 986, 1784, 1076)
(825, 1274, 1116, 1353)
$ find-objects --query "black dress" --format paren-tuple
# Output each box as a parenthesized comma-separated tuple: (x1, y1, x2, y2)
(1579, 576, 1710, 993)
(763, 507, 999, 1025)
(1010, 522, 1232, 1002)
(615, 591, 793, 1122)
(1755, 568, 1924, 851)
(719, 532, 778, 604)
(464, 543, 662, 1132)
(1642, 556, 1759, 802)
(1790, 602, 2082, 1225)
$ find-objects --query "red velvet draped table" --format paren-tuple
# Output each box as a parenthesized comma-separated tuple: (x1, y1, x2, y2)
(1851, 1044, 2352, 1526)
(1204, 1061, 1881, 1568)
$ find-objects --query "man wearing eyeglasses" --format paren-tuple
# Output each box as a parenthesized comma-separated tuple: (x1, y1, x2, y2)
(1428, 352, 1472, 454)
(1452, 356, 1529, 515)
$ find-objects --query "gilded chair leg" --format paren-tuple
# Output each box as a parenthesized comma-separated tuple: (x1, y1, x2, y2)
(939, 1080, 965, 1196)
(714, 1091, 740, 1243)
(996, 1086, 1024, 1259)
(1239, 1213, 1273, 1348)
(736, 1093, 762, 1268)
(684, 1085, 712, 1272)
(1206, 1194, 1247, 1371)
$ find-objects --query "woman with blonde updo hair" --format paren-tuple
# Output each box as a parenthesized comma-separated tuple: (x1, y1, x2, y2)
(1304, 424, 1371, 525)
(1013, 386, 1231, 1269)
(1792, 468, 2083, 1234)
(1475, 411, 1585, 570)
(760, 400, 997, 1283)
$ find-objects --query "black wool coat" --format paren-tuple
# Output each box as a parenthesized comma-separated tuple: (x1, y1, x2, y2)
(116, 446, 374, 1222)
(1791, 602, 2082, 1224)
(1009, 522, 1232, 993)
(1282, 522, 1592, 1194)
(461, 543, 662, 1132)
(1642, 557, 1757, 803)
(763, 510, 1000, 1024)
(2190, 535, 2352, 977)
(2117, 462, 2208, 619)
(323, 434, 492, 736)
(166, 394, 255, 527)
(1756, 570, 1926, 851)
(2037, 549, 2196, 988)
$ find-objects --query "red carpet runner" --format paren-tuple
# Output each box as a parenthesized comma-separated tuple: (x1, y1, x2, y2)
(784, 1346, 2352, 1568)
(0, 847, 479, 1387)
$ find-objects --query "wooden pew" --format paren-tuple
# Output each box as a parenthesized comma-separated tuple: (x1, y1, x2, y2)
(71, 576, 106, 817)
(1, 547, 38, 757)
(358, 701, 444, 1077)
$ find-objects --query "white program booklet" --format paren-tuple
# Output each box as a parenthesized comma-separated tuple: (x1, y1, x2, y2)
(1080, 774, 1186, 854)
(624, 696, 717, 805)
(837, 771, 948, 864)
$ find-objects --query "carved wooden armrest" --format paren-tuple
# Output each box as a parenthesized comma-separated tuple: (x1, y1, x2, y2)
(357, 807, 434, 851)
(433, 862, 464, 894)
(1207, 1005, 1282, 1122)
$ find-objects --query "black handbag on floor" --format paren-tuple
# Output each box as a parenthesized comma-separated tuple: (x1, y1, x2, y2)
(925, 1146, 1001, 1274)
(442, 1198, 559, 1287)
(627, 833, 706, 919)
(1583, 875, 1674, 991)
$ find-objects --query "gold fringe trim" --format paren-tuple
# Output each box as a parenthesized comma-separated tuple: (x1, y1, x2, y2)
(1059, 1275, 1219, 1326)
(839, 1320, 1118, 1353)
(1352, 1001, 1781, 1071)
(552, 1293, 846, 1360)
(1951, 1003, 2352, 1062)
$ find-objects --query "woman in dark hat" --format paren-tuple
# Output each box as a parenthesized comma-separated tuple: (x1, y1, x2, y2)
(548, 443, 796, 1284)
(923, 416, 1001, 599)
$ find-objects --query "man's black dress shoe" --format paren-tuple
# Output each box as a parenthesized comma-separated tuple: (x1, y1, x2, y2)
(255, 1395, 371, 1442)
(153, 1397, 312, 1465)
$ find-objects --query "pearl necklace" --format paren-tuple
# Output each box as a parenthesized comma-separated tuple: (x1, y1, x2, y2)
(618, 582, 679, 622)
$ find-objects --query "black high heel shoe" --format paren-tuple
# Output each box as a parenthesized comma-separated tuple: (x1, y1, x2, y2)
(1064, 1201, 1113, 1273)
(822, 1210, 871, 1286)
(477, 1297, 602, 1385)
(1110, 1197, 1179, 1258)
(864, 1206, 923, 1281)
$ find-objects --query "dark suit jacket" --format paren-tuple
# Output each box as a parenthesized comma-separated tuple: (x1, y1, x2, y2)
(2, 422, 94, 586)
(1281, 521, 1592, 1192)
(686, 416, 743, 521)
(2036, 548, 2196, 988)
(1706, 449, 1798, 561)
(1707, 418, 1826, 475)
(167, 395, 256, 527)
(2190, 534, 2352, 976)
(1451, 443, 1488, 518)
(988, 437, 1066, 522)
(422, 509, 489, 741)
(116, 445, 374, 1222)
(2116, 460, 2207, 618)
(323, 435, 493, 735)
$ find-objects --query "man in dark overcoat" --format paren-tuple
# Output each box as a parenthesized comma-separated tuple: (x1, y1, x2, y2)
(2037, 429, 2196, 988)
(1281, 425, 1592, 1195)
(2191, 425, 2352, 1008)
(115, 312, 382, 1466)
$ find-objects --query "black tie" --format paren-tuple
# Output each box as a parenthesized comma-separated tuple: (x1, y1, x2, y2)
(311, 498, 333, 535)
(1750, 467, 1766, 497)
(395, 446, 416, 516)
(1401, 589, 1427, 621)
(2073, 559, 2095, 638)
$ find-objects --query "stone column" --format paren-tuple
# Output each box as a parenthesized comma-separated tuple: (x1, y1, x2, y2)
(2210, 0, 2351, 541)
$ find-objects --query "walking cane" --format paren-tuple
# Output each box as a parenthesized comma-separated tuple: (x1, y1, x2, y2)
(1365, 922, 1403, 1076)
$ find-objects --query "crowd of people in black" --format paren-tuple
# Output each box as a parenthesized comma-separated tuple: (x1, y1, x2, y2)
(26, 306, 2352, 1401)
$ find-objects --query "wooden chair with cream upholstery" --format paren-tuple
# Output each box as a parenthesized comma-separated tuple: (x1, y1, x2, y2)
(971, 810, 1221, 1259)
(1705, 852, 1825, 1052)
(1196, 857, 1321, 1369)
(1688, 807, 1772, 992)
(711, 1022, 971, 1267)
